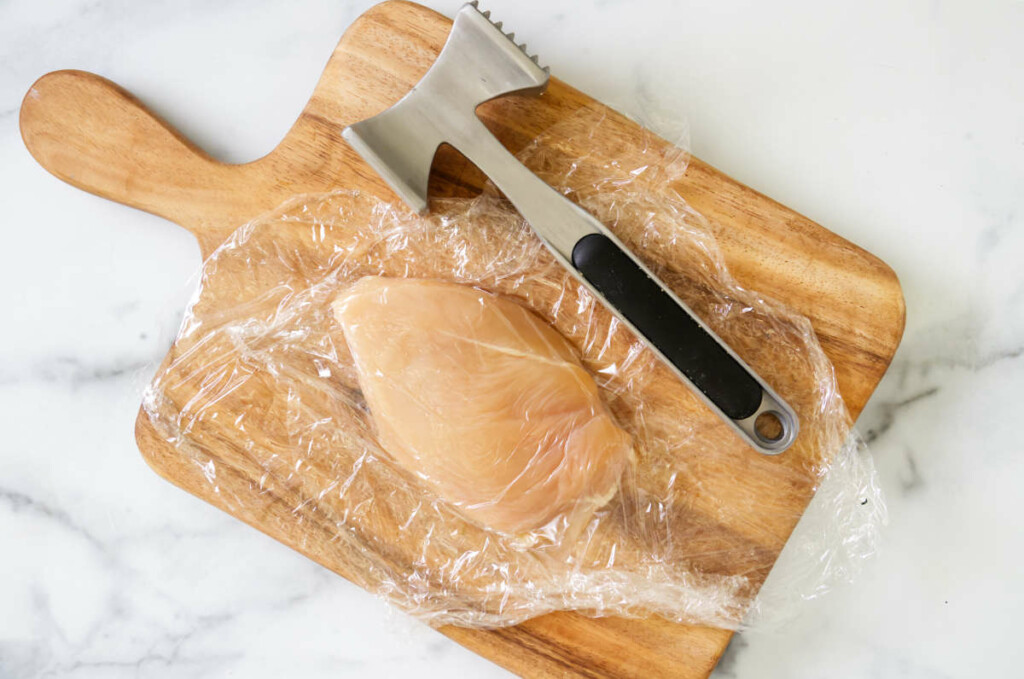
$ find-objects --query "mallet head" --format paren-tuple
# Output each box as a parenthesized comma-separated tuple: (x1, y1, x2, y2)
(343, 2, 549, 213)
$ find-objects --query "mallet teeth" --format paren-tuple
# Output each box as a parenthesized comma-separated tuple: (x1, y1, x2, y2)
(467, 2, 549, 74)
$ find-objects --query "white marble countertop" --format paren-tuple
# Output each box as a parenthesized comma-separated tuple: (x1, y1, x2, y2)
(2, 0, 1021, 677)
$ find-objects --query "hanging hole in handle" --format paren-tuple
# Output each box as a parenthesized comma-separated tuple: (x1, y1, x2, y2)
(754, 411, 785, 444)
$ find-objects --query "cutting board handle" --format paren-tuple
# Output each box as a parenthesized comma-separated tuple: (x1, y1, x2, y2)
(20, 70, 239, 242)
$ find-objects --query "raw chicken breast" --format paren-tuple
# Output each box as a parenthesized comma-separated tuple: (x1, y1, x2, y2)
(332, 276, 632, 535)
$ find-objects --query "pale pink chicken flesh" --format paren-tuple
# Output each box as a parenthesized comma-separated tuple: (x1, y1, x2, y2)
(332, 276, 633, 535)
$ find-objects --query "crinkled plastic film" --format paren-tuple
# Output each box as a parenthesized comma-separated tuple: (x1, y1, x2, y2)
(142, 109, 885, 630)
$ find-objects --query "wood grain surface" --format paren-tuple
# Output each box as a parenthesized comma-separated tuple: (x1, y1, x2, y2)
(20, 2, 905, 677)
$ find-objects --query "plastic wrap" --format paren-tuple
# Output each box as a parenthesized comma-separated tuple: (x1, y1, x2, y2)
(142, 110, 884, 630)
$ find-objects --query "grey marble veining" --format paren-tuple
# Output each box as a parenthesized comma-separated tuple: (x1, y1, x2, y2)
(2, 0, 1021, 677)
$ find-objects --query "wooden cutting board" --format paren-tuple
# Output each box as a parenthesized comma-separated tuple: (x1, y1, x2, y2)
(20, 1, 905, 676)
